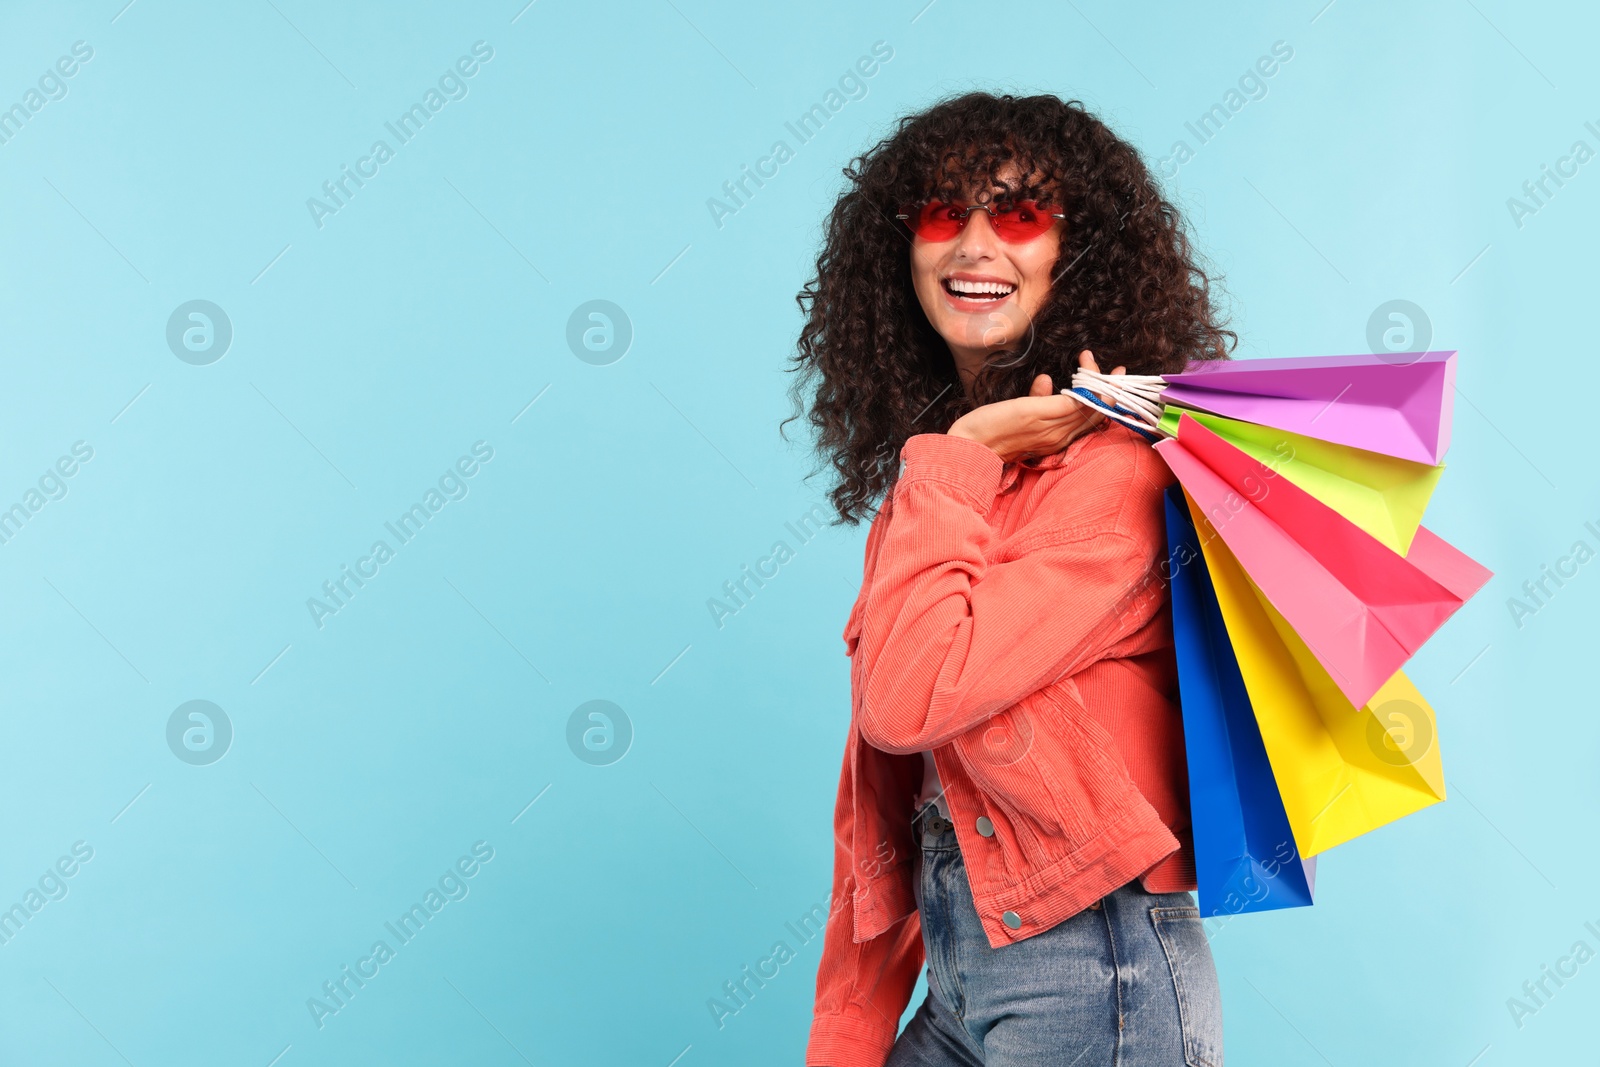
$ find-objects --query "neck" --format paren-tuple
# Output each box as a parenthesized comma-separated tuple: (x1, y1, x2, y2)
(950, 343, 987, 403)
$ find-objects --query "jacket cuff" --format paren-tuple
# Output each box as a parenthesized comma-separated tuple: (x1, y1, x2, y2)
(898, 432, 1005, 508)
(806, 1012, 899, 1067)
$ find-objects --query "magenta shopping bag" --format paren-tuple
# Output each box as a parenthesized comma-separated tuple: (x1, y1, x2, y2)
(1155, 413, 1493, 709)
(1158, 351, 1456, 465)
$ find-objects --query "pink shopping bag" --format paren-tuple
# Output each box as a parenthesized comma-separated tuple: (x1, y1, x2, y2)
(1154, 412, 1492, 709)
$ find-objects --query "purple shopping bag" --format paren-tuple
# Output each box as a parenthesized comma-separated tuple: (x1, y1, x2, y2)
(1159, 351, 1456, 465)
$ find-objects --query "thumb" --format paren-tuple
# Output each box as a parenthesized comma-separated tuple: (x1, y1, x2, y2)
(1029, 373, 1052, 397)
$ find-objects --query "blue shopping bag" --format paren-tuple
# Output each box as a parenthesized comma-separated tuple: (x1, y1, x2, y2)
(1164, 483, 1317, 917)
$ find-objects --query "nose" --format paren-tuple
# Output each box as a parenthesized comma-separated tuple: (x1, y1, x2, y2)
(952, 208, 1000, 259)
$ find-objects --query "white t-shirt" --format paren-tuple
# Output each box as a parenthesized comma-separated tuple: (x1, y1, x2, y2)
(916, 749, 951, 820)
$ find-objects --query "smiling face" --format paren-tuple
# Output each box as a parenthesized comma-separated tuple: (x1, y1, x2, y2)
(908, 163, 1063, 392)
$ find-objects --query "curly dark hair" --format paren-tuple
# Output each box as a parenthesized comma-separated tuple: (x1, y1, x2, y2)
(781, 91, 1237, 526)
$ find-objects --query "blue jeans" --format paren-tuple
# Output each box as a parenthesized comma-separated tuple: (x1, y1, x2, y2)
(886, 802, 1223, 1066)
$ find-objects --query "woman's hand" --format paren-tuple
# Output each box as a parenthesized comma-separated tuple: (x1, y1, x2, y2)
(948, 350, 1127, 463)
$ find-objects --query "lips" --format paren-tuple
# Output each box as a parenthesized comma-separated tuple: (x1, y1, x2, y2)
(941, 273, 1017, 311)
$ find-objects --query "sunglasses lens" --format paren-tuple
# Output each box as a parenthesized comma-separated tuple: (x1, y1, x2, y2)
(902, 200, 1058, 242)
(909, 201, 965, 241)
(992, 201, 1057, 241)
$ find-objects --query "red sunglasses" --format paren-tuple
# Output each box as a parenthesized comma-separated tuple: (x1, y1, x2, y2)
(895, 199, 1065, 243)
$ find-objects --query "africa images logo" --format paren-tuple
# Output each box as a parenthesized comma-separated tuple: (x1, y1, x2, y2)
(306, 841, 495, 1029)
(305, 41, 495, 230)
(306, 441, 494, 629)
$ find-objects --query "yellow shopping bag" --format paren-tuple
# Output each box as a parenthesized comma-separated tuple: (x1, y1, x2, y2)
(1183, 487, 1446, 856)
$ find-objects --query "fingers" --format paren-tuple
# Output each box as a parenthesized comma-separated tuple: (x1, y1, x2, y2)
(1056, 407, 1106, 452)
(1074, 349, 1118, 403)
(1054, 396, 1107, 433)
(1076, 351, 1125, 375)
(1087, 353, 1118, 407)
(1092, 364, 1123, 404)
(1016, 390, 1109, 458)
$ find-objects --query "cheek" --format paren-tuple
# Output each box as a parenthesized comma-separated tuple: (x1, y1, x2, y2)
(910, 248, 931, 288)
(910, 247, 944, 308)
(1020, 240, 1061, 313)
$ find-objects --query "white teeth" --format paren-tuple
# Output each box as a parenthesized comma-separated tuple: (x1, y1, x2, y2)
(945, 278, 1015, 297)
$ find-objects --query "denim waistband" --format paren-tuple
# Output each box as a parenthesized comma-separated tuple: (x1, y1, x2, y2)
(913, 799, 960, 852)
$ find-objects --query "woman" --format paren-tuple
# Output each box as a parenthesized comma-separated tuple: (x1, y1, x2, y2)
(784, 93, 1236, 1066)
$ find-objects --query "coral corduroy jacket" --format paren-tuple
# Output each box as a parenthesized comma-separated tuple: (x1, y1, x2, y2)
(805, 421, 1197, 1067)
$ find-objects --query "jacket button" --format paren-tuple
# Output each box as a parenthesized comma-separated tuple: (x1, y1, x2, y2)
(1002, 910, 1021, 929)
(975, 817, 994, 837)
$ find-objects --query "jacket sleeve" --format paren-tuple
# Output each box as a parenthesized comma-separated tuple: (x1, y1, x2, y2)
(854, 431, 1166, 756)
(804, 901, 923, 1067)
(805, 736, 925, 1067)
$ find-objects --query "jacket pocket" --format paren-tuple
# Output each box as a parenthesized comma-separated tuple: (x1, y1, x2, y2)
(1150, 904, 1224, 1067)
(1028, 681, 1150, 845)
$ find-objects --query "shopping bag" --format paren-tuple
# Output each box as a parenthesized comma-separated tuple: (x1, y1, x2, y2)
(1181, 486, 1447, 856)
(1165, 485, 1316, 916)
(1159, 351, 1456, 465)
(1157, 403, 1444, 555)
(1155, 413, 1492, 710)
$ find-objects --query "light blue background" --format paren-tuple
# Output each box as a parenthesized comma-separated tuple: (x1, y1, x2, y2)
(0, 1, 1594, 1064)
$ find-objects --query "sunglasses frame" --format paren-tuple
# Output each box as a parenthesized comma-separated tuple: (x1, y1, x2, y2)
(894, 198, 1066, 243)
